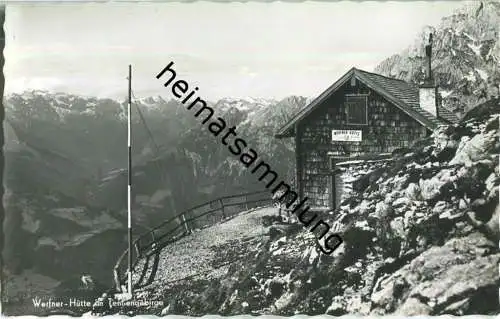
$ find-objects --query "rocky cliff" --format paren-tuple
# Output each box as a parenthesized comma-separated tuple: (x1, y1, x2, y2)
(375, 1, 500, 115)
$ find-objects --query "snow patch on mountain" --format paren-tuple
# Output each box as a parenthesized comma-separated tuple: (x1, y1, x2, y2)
(467, 42, 482, 56)
(476, 68, 489, 81)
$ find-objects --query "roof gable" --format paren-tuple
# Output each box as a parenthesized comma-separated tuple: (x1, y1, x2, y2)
(275, 67, 458, 138)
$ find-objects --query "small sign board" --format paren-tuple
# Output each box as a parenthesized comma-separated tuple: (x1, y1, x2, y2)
(332, 129, 362, 142)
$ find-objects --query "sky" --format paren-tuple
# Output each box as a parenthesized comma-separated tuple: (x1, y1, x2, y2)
(5, 1, 471, 101)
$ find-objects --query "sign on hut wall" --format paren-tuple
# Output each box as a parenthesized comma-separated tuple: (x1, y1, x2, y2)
(331, 129, 362, 142)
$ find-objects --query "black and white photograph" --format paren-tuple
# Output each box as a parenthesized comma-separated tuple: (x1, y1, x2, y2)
(1, 0, 499, 316)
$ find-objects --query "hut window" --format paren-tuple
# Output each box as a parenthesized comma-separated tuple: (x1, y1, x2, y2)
(350, 77, 356, 87)
(346, 95, 368, 125)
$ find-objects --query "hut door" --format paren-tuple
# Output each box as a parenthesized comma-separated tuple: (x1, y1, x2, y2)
(334, 173, 344, 209)
(328, 156, 345, 210)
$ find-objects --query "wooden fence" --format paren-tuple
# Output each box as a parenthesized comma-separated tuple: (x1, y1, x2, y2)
(113, 190, 273, 290)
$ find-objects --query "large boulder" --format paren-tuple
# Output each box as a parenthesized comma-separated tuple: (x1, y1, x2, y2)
(370, 232, 499, 315)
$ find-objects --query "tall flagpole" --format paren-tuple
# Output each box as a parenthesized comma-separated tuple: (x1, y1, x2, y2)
(127, 64, 133, 296)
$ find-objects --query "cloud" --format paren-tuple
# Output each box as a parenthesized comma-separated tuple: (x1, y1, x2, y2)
(6, 76, 64, 93)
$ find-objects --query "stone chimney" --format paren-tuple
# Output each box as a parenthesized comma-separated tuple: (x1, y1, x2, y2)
(419, 33, 438, 117)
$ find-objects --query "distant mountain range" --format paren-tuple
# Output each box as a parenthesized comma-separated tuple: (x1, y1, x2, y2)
(5, 91, 305, 203)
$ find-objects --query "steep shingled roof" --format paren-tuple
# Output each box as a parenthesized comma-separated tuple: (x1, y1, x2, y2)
(276, 67, 459, 138)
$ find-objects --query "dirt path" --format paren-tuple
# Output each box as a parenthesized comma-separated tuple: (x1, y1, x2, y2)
(135, 206, 278, 291)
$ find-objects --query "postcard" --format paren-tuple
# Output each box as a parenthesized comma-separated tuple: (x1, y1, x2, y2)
(1, 1, 498, 316)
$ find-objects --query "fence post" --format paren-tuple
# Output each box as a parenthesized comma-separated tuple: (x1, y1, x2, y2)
(113, 267, 121, 292)
(134, 241, 141, 258)
(181, 213, 190, 233)
(220, 199, 226, 219)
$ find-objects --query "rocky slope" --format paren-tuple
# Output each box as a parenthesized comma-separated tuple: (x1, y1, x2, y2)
(375, 1, 500, 115)
(99, 98, 499, 316)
